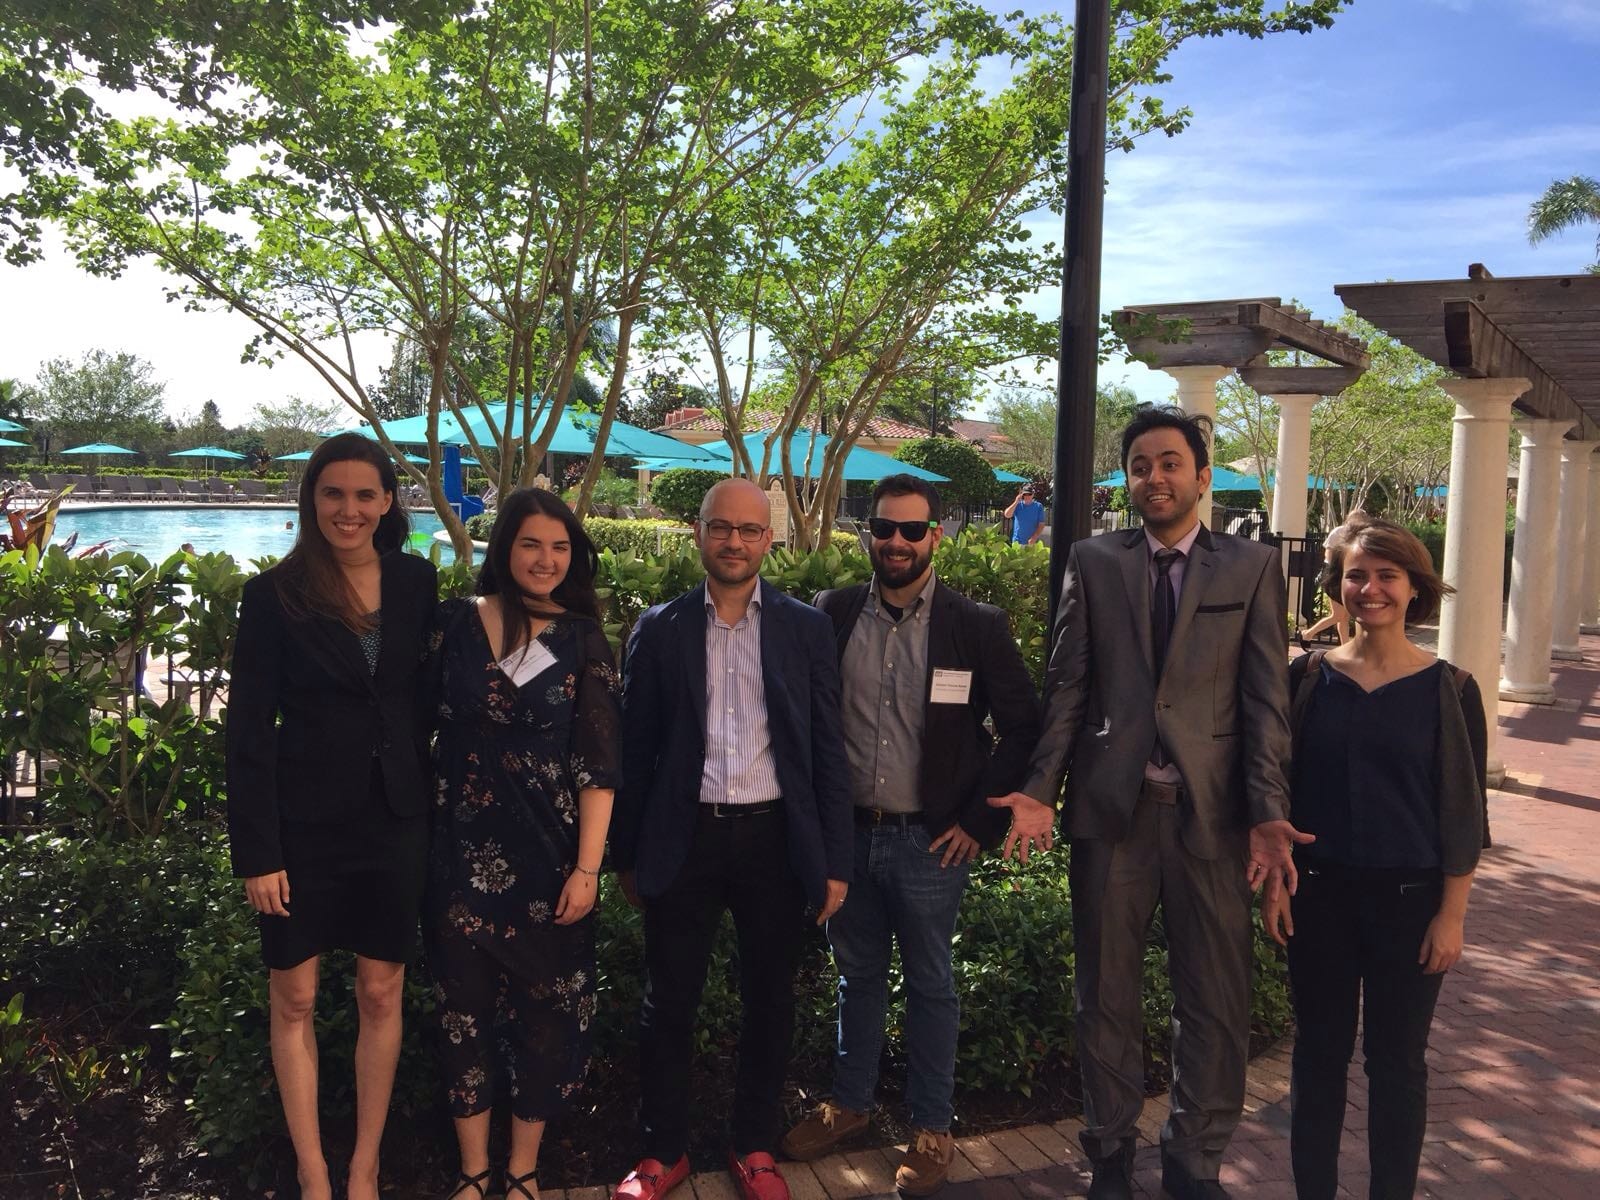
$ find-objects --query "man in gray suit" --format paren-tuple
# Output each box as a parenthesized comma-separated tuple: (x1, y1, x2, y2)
(988, 406, 1307, 1200)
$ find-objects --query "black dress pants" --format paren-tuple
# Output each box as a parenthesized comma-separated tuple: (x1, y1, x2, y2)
(1285, 861, 1446, 1200)
(638, 805, 806, 1161)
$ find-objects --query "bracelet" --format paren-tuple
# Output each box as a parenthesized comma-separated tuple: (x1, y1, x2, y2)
(573, 864, 600, 878)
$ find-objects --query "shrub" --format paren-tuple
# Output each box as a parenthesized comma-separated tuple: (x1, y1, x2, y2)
(584, 517, 693, 558)
(893, 437, 998, 506)
(649, 468, 726, 523)
(464, 511, 494, 541)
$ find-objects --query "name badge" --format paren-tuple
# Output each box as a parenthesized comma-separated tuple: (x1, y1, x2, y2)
(929, 668, 973, 704)
(499, 640, 558, 688)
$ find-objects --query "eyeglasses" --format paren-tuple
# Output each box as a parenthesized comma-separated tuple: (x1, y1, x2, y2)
(701, 519, 769, 542)
(868, 517, 938, 543)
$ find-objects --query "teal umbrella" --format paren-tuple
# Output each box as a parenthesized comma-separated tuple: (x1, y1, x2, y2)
(0, 418, 25, 433)
(335, 406, 720, 461)
(172, 444, 247, 477)
(1095, 465, 1262, 490)
(62, 442, 136, 455)
(0, 436, 28, 449)
(679, 431, 948, 483)
(994, 468, 1031, 483)
(274, 449, 315, 461)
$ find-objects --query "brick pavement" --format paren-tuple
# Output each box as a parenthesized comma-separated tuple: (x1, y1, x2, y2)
(545, 640, 1600, 1200)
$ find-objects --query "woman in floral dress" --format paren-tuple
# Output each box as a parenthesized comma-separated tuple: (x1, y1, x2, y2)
(427, 488, 619, 1200)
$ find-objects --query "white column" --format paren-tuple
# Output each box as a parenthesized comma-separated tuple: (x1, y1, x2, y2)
(1438, 378, 1525, 787)
(1583, 452, 1600, 634)
(1270, 393, 1319, 538)
(1500, 418, 1572, 703)
(1551, 441, 1599, 658)
(1161, 364, 1231, 529)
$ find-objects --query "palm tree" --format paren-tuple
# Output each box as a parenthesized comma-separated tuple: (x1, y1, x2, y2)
(1527, 175, 1600, 271)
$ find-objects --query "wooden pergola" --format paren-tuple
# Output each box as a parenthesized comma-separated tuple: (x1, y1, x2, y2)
(1114, 296, 1371, 393)
(1337, 265, 1600, 438)
(1108, 297, 1372, 535)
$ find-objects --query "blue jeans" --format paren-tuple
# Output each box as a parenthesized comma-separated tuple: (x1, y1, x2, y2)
(826, 821, 970, 1131)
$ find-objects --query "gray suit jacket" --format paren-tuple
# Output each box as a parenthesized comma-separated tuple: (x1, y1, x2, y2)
(1021, 525, 1292, 859)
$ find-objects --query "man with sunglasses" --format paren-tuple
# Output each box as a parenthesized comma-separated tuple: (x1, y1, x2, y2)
(783, 474, 1040, 1195)
(612, 478, 852, 1200)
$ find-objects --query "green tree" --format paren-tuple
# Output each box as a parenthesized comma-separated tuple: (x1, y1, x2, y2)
(1527, 174, 1600, 271)
(894, 437, 997, 507)
(248, 395, 347, 461)
(1309, 314, 1455, 526)
(24, 349, 167, 454)
(622, 369, 713, 431)
(669, 2, 1342, 549)
(990, 381, 1140, 479)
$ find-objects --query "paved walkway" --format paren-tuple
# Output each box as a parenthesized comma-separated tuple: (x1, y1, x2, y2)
(546, 638, 1600, 1200)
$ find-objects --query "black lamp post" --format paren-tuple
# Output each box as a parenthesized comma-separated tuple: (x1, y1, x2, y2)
(1049, 0, 1111, 618)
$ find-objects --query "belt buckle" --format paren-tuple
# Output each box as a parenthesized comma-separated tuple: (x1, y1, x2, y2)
(1143, 779, 1181, 806)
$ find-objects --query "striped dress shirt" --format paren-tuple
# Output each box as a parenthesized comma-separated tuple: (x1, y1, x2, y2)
(700, 593, 782, 806)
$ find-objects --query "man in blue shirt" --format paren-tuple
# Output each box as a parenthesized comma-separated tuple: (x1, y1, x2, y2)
(1005, 487, 1046, 545)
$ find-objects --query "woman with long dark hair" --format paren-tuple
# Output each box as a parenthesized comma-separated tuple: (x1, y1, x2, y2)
(1264, 518, 1489, 1199)
(427, 487, 619, 1200)
(227, 433, 439, 1200)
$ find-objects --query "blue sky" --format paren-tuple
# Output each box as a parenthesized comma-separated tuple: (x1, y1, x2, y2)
(1088, 0, 1600, 401)
(1, 0, 1596, 424)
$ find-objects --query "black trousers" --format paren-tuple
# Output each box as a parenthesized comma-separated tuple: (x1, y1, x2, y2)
(638, 805, 806, 1161)
(1285, 861, 1446, 1200)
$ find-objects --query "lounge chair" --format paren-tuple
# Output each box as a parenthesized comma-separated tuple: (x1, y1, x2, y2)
(157, 477, 184, 499)
(235, 479, 268, 500)
(178, 479, 207, 500)
(125, 476, 154, 499)
(204, 478, 235, 499)
(103, 476, 133, 500)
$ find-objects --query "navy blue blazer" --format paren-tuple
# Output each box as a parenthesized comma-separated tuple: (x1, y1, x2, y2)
(614, 578, 853, 907)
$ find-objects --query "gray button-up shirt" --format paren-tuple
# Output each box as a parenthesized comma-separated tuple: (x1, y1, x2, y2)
(700, 592, 782, 805)
(840, 572, 937, 814)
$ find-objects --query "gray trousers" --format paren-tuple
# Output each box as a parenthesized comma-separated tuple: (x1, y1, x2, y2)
(1069, 791, 1253, 1179)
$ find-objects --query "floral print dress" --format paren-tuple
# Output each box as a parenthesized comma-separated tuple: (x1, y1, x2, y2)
(425, 599, 621, 1120)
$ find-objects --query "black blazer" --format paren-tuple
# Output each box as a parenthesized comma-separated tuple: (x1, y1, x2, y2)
(226, 551, 438, 878)
(814, 581, 1042, 849)
(614, 579, 853, 907)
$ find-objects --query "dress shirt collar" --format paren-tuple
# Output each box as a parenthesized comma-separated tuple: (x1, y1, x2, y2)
(868, 569, 937, 620)
(1145, 520, 1202, 563)
(704, 586, 762, 626)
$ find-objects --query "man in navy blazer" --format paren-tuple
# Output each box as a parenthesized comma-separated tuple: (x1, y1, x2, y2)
(612, 478, 852, 1200)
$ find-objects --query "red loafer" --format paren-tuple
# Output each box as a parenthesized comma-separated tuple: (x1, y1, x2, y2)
(612, 1156, 690, 1200)
(728, 1151, 790, 1200)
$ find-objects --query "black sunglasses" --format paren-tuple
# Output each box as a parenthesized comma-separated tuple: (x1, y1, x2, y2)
(868, 517, 937, 543)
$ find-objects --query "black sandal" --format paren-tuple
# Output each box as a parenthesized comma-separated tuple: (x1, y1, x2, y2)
(504, 1168, 539, 1200)
(444, 1168, 494, 1200)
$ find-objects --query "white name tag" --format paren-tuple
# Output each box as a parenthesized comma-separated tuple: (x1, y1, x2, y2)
(930, 668, 973, 704)
(499, 640, 558, 688)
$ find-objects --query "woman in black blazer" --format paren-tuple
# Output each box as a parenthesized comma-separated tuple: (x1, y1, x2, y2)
(227, 433, 438, 1200)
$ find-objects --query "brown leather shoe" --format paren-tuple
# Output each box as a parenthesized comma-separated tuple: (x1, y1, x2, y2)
(895, 1129, 955, 1196)
(779, 1101, 870, 1161)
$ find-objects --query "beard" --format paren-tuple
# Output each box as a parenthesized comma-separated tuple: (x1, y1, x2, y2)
(871, 541, 932, 590)
(702, 545, 761, 586)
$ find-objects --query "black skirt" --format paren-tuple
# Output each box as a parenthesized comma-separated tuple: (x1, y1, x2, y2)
(259, 762, 429, 970)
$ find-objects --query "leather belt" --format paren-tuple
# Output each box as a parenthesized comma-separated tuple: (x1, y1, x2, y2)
(854, 807, 918, 828)
(1140, 778, 1184, 806)
(702, 800, 779, 818)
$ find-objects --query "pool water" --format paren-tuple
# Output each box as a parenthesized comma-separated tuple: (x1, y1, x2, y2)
(52, 505, 452, 566)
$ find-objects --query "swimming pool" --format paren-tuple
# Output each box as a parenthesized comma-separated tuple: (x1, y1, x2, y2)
(53, 505, 453, 566)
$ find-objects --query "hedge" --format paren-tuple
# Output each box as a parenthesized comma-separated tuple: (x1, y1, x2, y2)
(0, 537, 1291, 1183)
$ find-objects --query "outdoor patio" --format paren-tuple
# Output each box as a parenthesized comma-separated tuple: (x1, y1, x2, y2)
(534, 637, 1600, 1200)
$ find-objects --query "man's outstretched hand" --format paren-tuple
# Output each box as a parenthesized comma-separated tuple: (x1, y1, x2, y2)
(986, 792, 1056, 863)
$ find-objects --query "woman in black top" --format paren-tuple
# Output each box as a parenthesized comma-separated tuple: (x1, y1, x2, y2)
(227, 434, 438, 1200)
(427, 488, 619, 1200)
(1264, 518, 1488, 1200)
